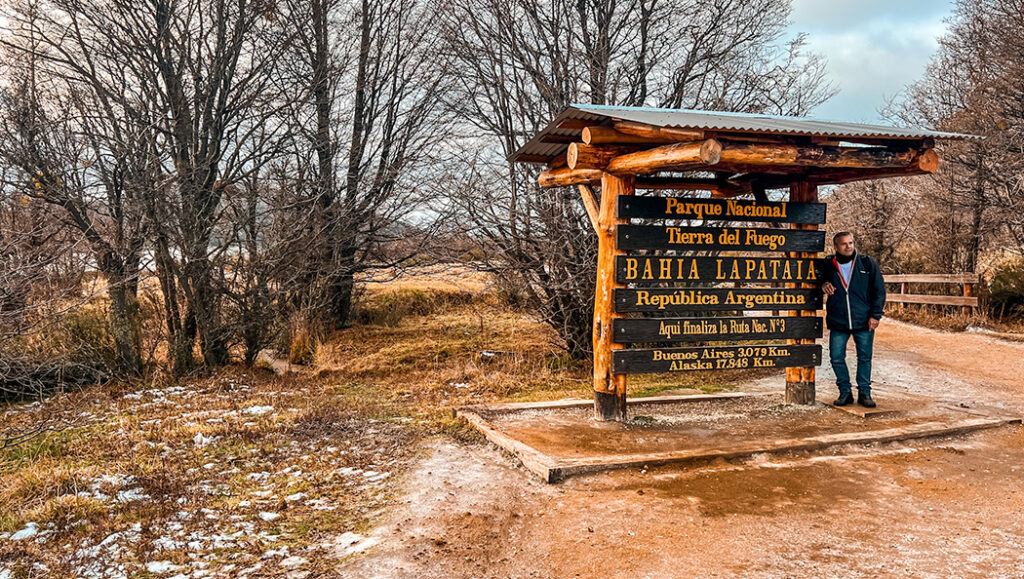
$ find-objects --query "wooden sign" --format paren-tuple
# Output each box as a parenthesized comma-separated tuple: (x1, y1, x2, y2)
(614, 288, 821, 313)
(616, 256, 824, 284)
(613, 344, 822, 374)
(616, 225, 825, 252)
(618, 196, 826, 224)
(612, 316, 822, 343)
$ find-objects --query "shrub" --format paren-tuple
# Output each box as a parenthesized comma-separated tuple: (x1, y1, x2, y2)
(353, 286, 477, 327)
(988, 259, 1024, 319)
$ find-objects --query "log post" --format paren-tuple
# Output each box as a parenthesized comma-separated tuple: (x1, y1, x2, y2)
(963, 282, 973, 316)
(785, 181, 818, 405)
(593, 173, 633, 421)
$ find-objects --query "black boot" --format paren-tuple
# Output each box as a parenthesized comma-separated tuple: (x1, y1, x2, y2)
(834, 392, 854, 406)
(858, 393, 876, 408)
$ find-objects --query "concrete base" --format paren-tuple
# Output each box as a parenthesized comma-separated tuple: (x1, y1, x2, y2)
(456, 393, 1021, 483)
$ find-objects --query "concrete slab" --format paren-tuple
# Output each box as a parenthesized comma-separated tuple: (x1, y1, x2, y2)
(817, 388, 935, 418)
(457, 392, 1021, 483)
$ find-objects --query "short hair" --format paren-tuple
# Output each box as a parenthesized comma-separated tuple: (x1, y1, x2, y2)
(833, 231, 853, 243)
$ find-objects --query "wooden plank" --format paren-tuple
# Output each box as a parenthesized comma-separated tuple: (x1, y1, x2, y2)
(717, 142, 921, 170)
(615, 256, 824, 284)
(455, 409, 558, 483)
(785, 182, 819, 405)
(606, 139, 722, 174)
(617, 196, 826, 224)
(616, 225, 825, 252)
(576, 184, 600, 233)
(614, 287, 822, 313)
(549, 417, 1019, 481)
(884, 274, 979, 283)
(888, 294, 979, 307)
(613, 344, 822, 374)
(593, 174, 633, 421)
(538, 167, 603, 187)
(612, 316, 822, 344)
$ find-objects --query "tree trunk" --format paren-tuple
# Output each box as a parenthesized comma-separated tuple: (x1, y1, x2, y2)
(103, 265, 143, 377)
(183, 257, 229, 367)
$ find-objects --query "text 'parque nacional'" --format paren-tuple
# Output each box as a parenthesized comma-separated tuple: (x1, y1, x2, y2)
(617, 196, 827, 224)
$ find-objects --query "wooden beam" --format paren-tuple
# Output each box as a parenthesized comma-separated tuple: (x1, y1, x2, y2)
(566, 143, 641, 170)
(538, 167, 603, 188)
(593, 173, 633, 422)
(810, 149, 940, 185)
(583, 126, 674, 145)
(547, 155, 567, 170)
(888, 294, 979, 307)
(605, 139, 722, 175)
(884, 273, 978, 284)
(577, 184, 600, 233)
(613, 121, 704, 142)
(718, 142, 919, 170)
(785, 181, 819, 406)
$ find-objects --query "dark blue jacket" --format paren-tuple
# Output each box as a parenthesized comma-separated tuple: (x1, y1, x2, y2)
(823, 252, 886, 331)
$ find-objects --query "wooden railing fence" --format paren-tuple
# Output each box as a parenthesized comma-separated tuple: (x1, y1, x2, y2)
(884, 273, 979, 314)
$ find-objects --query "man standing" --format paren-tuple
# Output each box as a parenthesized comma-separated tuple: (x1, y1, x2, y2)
(821, 232, 886, 408)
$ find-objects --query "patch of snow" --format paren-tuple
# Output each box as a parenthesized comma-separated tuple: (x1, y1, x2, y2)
(117, 488, 150, 502)
(194, 432, 211, 447)
(243, 405, 274, 416)
(11, 523, 38, 540)
(284, 492, 306, 502)
(335, 532, 380, 557)
(146, 561, 180, 574)
(280, 556, 308, 568)
(258, 512, 281, 522)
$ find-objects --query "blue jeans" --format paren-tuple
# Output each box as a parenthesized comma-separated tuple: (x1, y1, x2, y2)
(829, 329, 874, 396)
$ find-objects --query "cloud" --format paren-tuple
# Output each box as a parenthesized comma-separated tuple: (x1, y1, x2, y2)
(787, 0, 954, 123)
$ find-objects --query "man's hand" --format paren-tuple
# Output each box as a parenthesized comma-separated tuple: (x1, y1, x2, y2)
(868, 317, 880, 331)
(822, 282, 836, 296)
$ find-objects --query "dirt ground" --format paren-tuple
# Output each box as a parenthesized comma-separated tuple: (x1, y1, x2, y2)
(339, 319, 1024, 578)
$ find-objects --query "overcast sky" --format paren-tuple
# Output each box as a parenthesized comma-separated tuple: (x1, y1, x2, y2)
(787, 0, 955, 124)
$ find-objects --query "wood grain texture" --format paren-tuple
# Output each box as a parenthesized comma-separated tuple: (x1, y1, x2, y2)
(593, 173, 633, 421)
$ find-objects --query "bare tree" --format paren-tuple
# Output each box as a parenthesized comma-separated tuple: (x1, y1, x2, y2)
(279, 0, 452, 330)
(0, 1, 149, 375)
(889, 0, 1024, 271)
(438, 0, 835, 357)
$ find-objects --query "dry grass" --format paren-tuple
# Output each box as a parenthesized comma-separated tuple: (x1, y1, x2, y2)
(885, 303, 1024, 337)
(0, 267, 759, 577)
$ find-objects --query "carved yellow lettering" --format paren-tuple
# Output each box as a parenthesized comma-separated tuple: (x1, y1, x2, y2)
(626, 258, 638, 280)
(659, 258, 672, 280)
(643, 259, 654, 280)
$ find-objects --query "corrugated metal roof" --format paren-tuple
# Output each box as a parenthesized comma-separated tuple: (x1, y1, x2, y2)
(511, 104, 980, 164)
